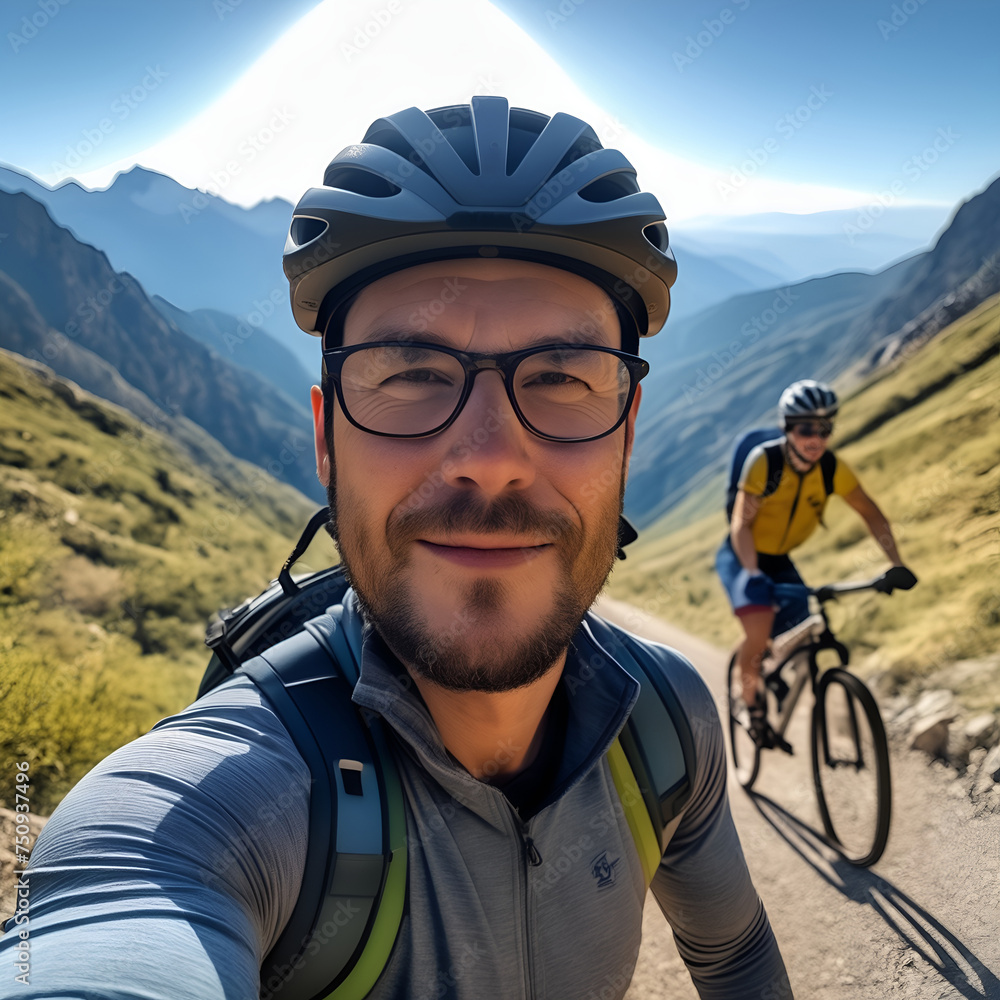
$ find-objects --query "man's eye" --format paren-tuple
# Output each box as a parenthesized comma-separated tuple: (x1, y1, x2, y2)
(387, 367, 454, 385)
(528, 371, 579, 386)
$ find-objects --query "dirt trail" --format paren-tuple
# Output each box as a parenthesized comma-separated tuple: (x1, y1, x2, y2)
(595, 596, 1000, 1000)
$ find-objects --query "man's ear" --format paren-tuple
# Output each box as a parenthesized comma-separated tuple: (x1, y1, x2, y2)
(310, 385, 331, 487)
(622, 383, 641, 481)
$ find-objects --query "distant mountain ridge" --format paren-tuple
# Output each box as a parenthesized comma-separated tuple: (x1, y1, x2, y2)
(0, 189, 320, 502)
(0, 163, 313, 372)
(0, 162, 951, 360)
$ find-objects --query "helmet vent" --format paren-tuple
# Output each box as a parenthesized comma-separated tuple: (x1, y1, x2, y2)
(505, 107, 555, 174)
(324, 167, 401, 198)
(289, 217, 328, 247)
(578, 173, 639, 204)
(643, 223, 669, 252)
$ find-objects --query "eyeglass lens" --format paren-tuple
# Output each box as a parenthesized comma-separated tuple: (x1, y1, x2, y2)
(338, 345, 631, 440)
(792, 422, 833, 438)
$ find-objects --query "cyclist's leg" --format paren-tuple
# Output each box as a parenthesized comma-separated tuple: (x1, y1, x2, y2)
(735, 607, 774, 707)
(716, 537, 776, 706)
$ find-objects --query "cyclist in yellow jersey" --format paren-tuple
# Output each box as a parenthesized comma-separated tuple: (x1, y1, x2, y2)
(716, 379, 912, 748)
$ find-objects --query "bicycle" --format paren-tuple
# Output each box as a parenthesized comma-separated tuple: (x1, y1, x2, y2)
(727, 565, 916, 867)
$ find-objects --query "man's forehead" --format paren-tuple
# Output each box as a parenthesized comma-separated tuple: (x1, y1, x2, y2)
(343, 258, 622, 348)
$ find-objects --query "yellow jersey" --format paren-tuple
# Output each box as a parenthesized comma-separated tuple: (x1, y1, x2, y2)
(739, 444, 859, 555)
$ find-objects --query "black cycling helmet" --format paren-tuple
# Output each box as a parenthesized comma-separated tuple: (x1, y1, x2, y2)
(778, 379, 839, 423)
(283, 96, 676, 352)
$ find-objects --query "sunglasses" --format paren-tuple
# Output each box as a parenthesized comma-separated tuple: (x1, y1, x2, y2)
(789, 421, 833, 439)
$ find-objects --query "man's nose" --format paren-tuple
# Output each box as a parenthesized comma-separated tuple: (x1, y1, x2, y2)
(440, 371, 536, 497)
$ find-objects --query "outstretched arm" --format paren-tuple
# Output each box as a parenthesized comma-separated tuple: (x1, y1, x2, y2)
(842, 485, 903, 566)
(0, 677, 309, 1000)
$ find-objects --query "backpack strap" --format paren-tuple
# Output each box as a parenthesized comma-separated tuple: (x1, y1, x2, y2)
(606, 737, 661, 885)
(760, 441, 785, 499)
(238, 619, 406, 1000)
(587, 618, 695, 884)
(819, 449, 837, 498)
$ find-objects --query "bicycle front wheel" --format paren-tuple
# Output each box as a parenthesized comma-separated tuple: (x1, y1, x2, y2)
(811, 668, 891, 866)
(727, 651, 761, 790)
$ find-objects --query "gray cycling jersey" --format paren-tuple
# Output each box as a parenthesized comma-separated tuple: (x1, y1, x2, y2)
(0, 599, 790, 999)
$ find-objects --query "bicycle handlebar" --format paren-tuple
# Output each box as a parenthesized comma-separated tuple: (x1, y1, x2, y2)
(813, 565, 918, 602)
(771, 566, 918, 604)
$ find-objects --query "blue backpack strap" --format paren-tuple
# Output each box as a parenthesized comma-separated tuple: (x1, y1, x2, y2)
(726, 427, 784, 519)
(587, 618, 694, 856)
(238, 615, 406, 1000)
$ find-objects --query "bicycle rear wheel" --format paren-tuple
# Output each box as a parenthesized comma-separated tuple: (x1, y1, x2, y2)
(727, 652, 761, 789)
(811, 668, 891, 866)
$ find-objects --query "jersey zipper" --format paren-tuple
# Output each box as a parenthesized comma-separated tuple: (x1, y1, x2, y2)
(501, 800, 542, 999)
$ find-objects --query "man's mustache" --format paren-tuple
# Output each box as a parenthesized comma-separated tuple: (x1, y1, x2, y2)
(390, 492, 577, 547)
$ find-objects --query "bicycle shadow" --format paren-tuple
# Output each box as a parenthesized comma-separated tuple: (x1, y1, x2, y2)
(747, 792, 999, 999)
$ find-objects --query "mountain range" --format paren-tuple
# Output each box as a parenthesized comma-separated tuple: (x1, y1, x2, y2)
(0, 163, 948, 353)
(0, 163, 996, 532)
(0, 190, 320, 502)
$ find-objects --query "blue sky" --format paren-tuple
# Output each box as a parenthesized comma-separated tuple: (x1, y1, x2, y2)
(2, 0, 997, 215)
(493, 0, 1000, 204)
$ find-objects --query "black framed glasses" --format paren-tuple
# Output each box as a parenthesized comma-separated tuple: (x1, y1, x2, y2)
(789, 420, 834, 438)
(321, 341, 649, 442)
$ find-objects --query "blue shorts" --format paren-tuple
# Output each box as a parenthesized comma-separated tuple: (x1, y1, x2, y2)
(714, 536, 809, 634)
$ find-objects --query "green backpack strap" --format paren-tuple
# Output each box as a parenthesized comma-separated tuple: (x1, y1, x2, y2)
(590, 618, 695, 886)
(606, 737, 662, 885)
(237, 611, 406, 1000)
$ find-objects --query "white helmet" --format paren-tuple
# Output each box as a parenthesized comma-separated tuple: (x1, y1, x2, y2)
(778, 379, 839, 423)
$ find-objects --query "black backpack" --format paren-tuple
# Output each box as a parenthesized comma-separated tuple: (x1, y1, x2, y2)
(725, 427, 836, 520)
(200, 508, 694, 1000)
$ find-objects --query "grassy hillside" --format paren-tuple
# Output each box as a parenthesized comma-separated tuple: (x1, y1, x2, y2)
(612, 292, 1000, 713)
(0, 350, 332, 814)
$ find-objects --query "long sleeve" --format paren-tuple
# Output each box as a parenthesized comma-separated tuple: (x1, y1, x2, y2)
(649, 657, 792, 1000)
(0, 676, 310, 1000)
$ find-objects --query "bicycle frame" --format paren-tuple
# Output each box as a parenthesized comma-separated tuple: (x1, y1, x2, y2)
(762, 605, 850, 745)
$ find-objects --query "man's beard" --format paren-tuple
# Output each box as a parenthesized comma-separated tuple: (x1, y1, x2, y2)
(324, 453, 624, 693)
